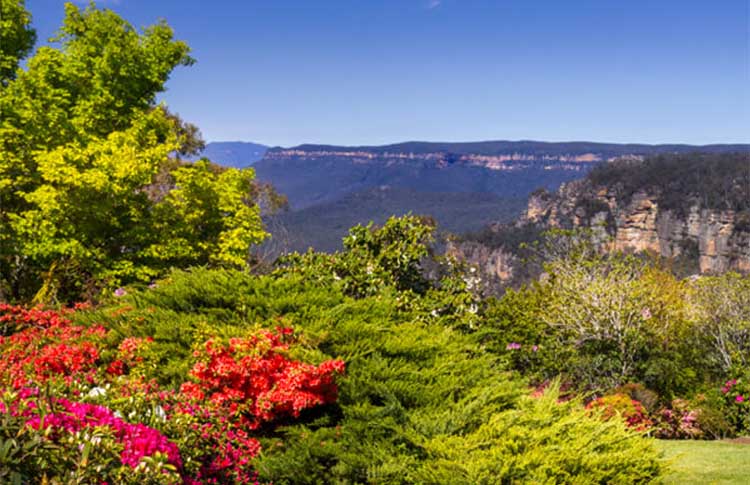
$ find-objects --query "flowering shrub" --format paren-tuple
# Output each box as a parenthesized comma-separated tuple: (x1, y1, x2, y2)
(654, 399, 703, 439)
(586, 393, 653, 431)
(107, 336, 155, 376)
(0, 303, 88, 335)
(0, 388, 183, 484)
(7, 389, 181, 469)
(719, 375, 750, 433)
(0, 304, 347, 484)
(181, 328, 345, 428)
(0, 308, 105, 388)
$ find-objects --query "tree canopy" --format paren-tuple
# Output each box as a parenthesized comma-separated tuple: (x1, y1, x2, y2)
(0, 0, 36, 84)
(0, 2, 268, 303)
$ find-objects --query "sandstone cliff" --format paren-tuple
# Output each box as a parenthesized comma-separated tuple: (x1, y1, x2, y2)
(525, 180, 750, 274)
(450, 153, 750, 290)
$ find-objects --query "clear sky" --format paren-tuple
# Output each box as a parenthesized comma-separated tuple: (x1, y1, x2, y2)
(26, 0, 750, 147)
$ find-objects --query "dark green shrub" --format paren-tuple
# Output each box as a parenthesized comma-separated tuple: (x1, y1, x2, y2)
(62, 217, 664, 483)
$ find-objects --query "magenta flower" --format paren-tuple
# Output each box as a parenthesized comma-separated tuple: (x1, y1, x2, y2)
(24, 397, 181, 469)
(114, 288, 126, 297)
(736, 395, 745, 403)
(506, 342, 521, 350)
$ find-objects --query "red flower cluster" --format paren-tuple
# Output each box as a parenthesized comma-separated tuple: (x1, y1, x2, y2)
(0, 305, 348, 483)
(586, 393, 652, 431)
(181, 328, 345, 428)
(107, 336, 154, 376)
(0, 303, 76, 332)
(0, 306, 105, 388)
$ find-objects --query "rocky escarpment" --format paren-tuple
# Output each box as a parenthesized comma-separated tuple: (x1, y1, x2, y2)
(263, 148, 606, 172)
(450, 152, 750, 290)
(525, 175, 750, 275)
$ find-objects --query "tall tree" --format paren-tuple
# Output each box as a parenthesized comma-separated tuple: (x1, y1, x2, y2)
(0, 0, 36, 84)
(0, 3, 267, 302)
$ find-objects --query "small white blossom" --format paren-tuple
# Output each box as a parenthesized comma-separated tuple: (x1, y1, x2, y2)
(87, 386, 107, 398)
(154, 405, 166, 421)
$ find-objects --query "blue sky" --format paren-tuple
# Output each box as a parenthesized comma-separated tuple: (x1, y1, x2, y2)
(26, 0, 750, 147)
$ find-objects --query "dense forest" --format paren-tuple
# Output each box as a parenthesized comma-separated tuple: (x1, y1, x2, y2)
(1, 1, 749, 484)
(588, 152, 750, 215)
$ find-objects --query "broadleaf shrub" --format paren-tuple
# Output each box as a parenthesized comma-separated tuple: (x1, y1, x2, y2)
(586, 393, 653, 431)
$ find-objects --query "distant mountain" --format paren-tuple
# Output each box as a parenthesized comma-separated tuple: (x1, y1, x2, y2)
(254, 140, 749, 210)
(247, 139, 748, 254)
(286, 140, 749, 157)
(193, 141, 268, 167)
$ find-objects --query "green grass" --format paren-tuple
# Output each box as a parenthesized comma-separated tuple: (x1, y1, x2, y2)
(657, 439, 750, 484)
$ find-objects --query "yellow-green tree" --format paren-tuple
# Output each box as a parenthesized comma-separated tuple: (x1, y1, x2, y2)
(0, 0, 36, 84)
(0, 3, 267, 302)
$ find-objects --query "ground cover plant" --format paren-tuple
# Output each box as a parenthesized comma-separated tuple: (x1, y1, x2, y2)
(0, 217, 664, 483)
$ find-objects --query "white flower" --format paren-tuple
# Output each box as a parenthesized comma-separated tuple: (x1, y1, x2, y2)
(87, 387, 107, 398)
(154, 405, 166, 421)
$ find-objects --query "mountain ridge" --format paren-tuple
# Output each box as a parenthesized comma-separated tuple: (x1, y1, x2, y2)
(267, 140, 750, 156)
(253, 140, 749, 210)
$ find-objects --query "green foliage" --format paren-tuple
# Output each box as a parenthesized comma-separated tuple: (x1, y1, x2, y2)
(480, 284, 560, 379)
(71, 245, 662, 484)
(145, 160, 267, 268)
(537, 250, 705, 396)
(340, 214, 435, 296)
(482, 233, 750, 442)
(686, 273, 750, 374)
(485, 230, 709, 401)
(411, 387, 660, 485)
(0, 0, 36, 84)
(277, 215, 435, 298)
(0, 3, 267, 302)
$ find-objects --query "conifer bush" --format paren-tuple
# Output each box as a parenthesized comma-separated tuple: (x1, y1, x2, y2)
(1, 217, 665, 483)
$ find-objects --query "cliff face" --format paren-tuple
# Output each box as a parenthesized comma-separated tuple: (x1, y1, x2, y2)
(525, 180, 750, 274)
(450, 153, 750, 290)
(262, 148, 604, 172)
